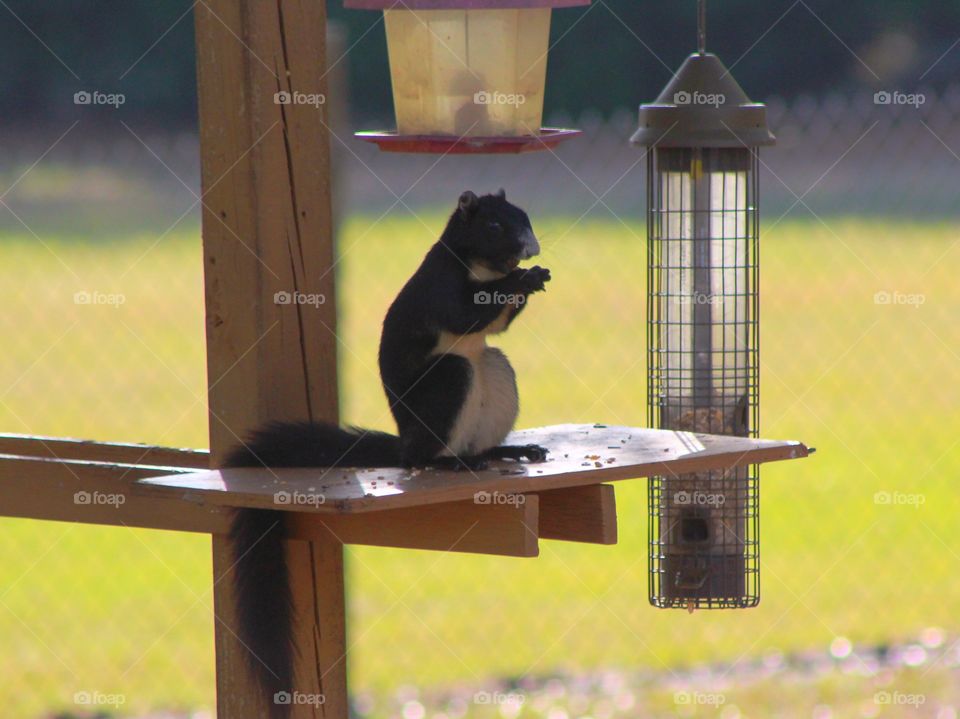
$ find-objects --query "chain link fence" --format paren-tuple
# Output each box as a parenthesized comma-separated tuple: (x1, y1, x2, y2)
(1, 86, 959, 717)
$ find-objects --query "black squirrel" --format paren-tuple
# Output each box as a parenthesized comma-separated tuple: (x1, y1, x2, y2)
(225, 189, 551, 715)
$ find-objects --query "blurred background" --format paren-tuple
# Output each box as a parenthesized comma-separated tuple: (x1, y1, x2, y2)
(1, 1, 959, 718)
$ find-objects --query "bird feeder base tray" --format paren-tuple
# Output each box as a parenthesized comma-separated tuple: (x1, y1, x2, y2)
(354, 128, 582, 154)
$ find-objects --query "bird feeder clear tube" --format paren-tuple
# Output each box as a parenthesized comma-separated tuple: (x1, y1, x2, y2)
(655, 148, 753, 429)
(646, 146, 760, 608)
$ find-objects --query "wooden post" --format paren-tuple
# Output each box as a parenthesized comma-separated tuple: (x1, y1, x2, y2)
(194, 1, 345, 717)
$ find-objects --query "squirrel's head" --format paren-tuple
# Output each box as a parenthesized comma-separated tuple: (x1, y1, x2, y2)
(444, 189, 540, 277)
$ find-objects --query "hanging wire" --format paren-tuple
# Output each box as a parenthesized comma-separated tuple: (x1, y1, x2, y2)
(697, 0, 707, 54)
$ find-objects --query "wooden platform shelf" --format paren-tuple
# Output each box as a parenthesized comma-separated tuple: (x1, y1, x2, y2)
(0, 424, 807, 558)
(0, 425, 806, 557)
(139, 424, 805, 513)
(133, 423, 808, 558)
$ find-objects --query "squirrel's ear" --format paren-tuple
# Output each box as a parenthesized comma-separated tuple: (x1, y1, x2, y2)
(458, 190, 479, 216)
(495, 187, 506, 199)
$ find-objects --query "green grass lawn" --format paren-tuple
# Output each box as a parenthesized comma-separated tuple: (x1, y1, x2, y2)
(0, 215, 958, 717)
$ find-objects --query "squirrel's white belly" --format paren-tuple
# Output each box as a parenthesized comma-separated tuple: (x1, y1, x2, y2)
(445, 346, 519, 457)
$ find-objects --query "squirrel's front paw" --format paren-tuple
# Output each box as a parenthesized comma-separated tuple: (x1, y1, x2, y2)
(517, 266, 551, 293)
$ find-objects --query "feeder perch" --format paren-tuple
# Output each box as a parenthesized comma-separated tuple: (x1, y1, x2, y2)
(347, 0, 587, 153)
(632, 1, 775, 609)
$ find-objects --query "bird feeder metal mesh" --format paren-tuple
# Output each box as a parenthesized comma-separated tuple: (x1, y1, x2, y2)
(645, 147, 760, 609)
(633, 43, 773, 609)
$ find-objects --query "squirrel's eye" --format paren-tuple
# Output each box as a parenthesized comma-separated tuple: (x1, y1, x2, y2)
(488, 222, 501, 233)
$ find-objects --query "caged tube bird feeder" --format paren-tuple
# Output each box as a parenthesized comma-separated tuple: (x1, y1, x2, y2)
(348, 0, 587, 153)
(632, 0, 775, 609)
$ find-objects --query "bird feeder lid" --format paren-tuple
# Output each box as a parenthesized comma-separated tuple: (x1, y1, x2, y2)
(631, 52, 775, 149)
(345, 0, 588, 8)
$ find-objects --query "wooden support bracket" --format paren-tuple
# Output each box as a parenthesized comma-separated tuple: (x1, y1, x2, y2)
(288, 495, 540, 557)
(537, 484, 617, 545)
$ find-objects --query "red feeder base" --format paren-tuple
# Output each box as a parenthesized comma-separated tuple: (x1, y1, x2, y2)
(354, 128, 582, 154)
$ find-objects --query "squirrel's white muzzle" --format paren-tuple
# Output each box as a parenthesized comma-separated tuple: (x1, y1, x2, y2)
(519, 228, 540, 259)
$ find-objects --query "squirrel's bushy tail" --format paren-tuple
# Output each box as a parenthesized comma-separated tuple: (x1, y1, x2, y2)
(225, 422, 401, 717)
(227, 508, 294, 717)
